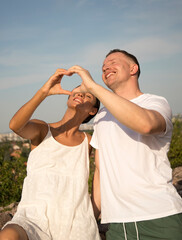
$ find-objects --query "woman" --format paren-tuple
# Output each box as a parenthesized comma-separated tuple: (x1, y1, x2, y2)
(0, 69, 101, 240)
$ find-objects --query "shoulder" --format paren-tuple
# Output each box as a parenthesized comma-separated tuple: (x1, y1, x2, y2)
(137, 93, 169, 104)
(30, 119, 49, 148)
(134, 94, 172, 114)
(30, 119, 48, 135)
(137, 94, 173, 131)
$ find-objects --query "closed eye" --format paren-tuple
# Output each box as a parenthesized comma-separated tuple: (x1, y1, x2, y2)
(102, 60, 117, 72)
(86, 94, 92, 99)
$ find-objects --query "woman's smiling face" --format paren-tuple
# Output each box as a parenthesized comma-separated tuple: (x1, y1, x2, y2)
(67, 86, 98, 119)
(70, 86, 97, 106)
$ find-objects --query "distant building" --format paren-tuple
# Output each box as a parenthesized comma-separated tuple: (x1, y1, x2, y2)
(172, 114, 182, 123)
(79, 123, 94, 131)
(23, 143, 30, 148)
(0, 132, 25, 142)
(12, 144, 20, 150)
(0, 124, 94, 142)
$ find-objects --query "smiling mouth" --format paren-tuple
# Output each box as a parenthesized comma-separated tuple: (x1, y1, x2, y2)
(73, 98, 83, 104)
(106, 72, 115, 79)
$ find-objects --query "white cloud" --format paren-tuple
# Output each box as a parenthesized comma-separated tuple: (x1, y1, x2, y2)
(122, 35, 182, 62)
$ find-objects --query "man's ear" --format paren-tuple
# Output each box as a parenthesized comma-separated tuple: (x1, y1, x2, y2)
(89, 107, 98, 116)
(130, 64, 138, 76)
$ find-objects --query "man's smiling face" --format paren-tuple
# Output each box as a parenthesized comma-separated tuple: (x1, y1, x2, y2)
(102, 52, 131, 90)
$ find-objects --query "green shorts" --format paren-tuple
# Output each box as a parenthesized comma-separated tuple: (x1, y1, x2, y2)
(106, 213, 182, 240)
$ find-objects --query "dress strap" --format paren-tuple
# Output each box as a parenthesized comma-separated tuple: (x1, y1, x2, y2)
(47, 123, 50, 131)
(43, 123, 51, 139)
(82, 132, 89, 143)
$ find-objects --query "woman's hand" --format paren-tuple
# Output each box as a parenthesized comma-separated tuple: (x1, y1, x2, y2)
(42, 69, 72, 96)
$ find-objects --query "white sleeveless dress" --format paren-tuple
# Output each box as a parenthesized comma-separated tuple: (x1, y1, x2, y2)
(5, 127, 101, 240)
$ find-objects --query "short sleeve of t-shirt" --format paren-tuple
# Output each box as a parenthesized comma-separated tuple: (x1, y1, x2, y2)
(91, 94, 172, 148)
(131, 94, 172, 136)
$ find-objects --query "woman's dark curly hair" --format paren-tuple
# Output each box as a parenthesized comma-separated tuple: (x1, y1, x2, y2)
(82, 96, 100, 124)
(68, 85, 100, 124)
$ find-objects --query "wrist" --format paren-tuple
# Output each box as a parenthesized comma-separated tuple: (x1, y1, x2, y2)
(89, 83, 103, 99)
(36, 88, 48, 100)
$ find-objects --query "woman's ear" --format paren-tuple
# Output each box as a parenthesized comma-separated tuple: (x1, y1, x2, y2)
(89, 107, 98, 116)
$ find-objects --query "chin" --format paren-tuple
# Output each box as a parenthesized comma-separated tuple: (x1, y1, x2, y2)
(105, 81, 114, 90)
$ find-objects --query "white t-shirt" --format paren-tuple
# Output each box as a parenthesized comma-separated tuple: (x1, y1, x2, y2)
(91, 93, 182, 223)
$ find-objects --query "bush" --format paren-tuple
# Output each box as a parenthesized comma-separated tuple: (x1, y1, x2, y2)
(0, 156, 27, 206)
(168, 117, 182, 168)
(88, 154, 95, 194)
(0, 140, 28, 206)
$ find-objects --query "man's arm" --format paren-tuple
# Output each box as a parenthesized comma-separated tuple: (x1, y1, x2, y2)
(91, 149, 101, 220)
(67, 66, 166, 135)
(90, 84, 166, 135)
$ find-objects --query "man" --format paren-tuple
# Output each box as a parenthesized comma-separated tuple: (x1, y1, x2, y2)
(68, 49, 182, 240)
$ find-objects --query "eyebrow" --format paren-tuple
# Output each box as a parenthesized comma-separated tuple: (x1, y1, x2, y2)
(102, 58, 115, 69)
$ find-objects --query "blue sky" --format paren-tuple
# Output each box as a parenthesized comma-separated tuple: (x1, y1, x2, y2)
(0, 0, 182, 133)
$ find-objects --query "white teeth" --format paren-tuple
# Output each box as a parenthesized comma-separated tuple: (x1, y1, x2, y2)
(106, 72, 114, 79)
(74, 98, 82, 103)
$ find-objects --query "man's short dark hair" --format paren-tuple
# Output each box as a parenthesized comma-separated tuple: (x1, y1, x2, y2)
(106, 49, 141, 78)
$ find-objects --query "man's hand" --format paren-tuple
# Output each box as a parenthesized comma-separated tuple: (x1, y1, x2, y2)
(67, 65, 96, 93)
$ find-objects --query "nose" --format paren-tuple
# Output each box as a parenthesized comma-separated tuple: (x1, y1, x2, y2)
(102, 64, 110, 73)
(75, 92, 84, 98)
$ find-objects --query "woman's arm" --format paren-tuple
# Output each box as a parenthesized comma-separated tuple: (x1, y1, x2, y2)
(9, 69, 71, 141)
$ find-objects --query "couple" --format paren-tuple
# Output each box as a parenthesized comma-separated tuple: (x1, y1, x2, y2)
(1, 49, 182, 240)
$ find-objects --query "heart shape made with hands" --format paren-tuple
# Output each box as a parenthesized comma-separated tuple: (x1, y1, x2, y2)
(52, 66, 90, 96)
(61, 73, 87, 95)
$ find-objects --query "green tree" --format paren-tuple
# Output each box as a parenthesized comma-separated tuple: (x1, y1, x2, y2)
(0, 140, 28, 206)
(168, 117, 182, 168)
(0, 141, 12, 165)
(0, 156, 27, 206)
(88, 154, 95, 194)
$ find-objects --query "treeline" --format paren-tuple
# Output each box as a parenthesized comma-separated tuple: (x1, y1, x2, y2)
(0, 117, 182, 206)
(0, 141, 28, 206)
(168, 117, 182, 168)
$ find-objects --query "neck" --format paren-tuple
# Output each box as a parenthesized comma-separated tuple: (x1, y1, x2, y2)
(52, 108, 84, 135)
(114, 88, 143, 100)
(113, 78, 143, 100)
